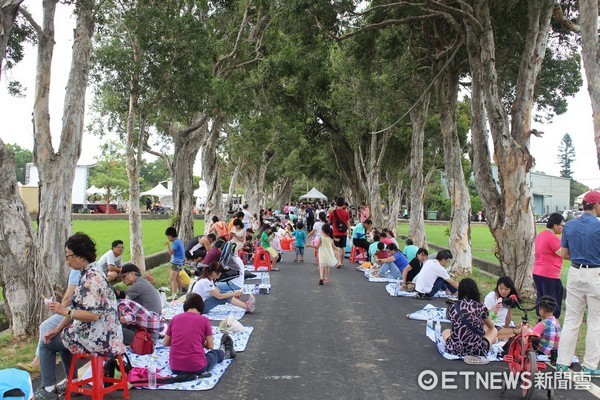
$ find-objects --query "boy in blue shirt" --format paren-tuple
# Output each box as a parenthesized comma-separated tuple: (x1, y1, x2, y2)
(293, 222, 307, 262)
(165, 227, 185, 300)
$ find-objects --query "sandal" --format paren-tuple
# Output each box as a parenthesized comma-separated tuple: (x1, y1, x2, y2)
(463, 355, 490, 365)
(17, 362, 40, 374)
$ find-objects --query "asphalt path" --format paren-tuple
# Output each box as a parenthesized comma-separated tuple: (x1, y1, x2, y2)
(35, 250, 598, 399)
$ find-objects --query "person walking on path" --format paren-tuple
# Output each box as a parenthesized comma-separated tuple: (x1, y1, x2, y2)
(557, 190, 600, 375)
(165, 227, 185, 300)
(532, 212, 566, 318)
(307, 223, 338, 285)
(328, 197, 351, 268)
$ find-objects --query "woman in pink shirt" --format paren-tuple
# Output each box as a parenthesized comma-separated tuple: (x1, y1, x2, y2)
(532, 213, 565, 318)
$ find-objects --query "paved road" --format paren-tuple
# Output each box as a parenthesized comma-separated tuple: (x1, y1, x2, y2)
(36, 251, 598, 399)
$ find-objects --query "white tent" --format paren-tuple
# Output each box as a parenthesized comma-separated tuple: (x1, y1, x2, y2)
(140, 183, 171, 197)
(299, 187, 328, 200)
(86, 185, 106, 195)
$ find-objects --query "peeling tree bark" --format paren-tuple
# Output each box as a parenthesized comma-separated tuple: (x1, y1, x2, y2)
(202, 117, 224, 225)
(408, 93, 430, 248)
(272, 176, 293, 209)
(172, 118, 206, 241)
(385, 170, 404, 231)
(463, 0, 553, 292)
(33, 0, 95, 292)
(0, 0, 23, 79)
(125, 42, 145, 270)
(434, 63, 472, 275)
(579, 0, 600, 169)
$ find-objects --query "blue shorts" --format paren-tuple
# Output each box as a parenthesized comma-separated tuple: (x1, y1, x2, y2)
(295, 247, 305, 256)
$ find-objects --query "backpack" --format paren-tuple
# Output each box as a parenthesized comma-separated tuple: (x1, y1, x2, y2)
(103, 353, 133, 385)
(333, 210, 348, 233)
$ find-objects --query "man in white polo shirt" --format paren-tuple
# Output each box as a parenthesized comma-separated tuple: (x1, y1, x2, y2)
(97, 240, 124, 282)
(415, 250, 458, 299)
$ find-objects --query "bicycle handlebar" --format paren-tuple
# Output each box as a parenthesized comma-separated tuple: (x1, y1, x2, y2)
(502, 294, 543, 313)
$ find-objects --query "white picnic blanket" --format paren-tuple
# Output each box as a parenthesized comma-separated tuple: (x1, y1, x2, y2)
(124, 327, 253, 390)
(162, 302, 245, 322)
(406, 304, 451, 323)
(387, 284, 452, 299)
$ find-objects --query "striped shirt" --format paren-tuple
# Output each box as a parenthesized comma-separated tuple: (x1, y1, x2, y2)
(117, 299, 166, 333)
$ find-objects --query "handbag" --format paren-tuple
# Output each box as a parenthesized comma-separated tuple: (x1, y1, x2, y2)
(333, 210, 348, 233)
(131, 328, 154, 355)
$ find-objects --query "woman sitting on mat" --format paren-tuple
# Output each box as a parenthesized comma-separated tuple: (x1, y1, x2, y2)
(191, 262, 255, 314)
(442, 278, 498, 364)
(164, 293, 235, 375)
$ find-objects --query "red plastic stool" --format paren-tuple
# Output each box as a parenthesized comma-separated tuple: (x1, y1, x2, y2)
(238, 249, 248, 265)
(280, 237, 295, 251)
(66, 353, 130, 400)
(350, 246, 367, 263)
(253, 248, 272, 271)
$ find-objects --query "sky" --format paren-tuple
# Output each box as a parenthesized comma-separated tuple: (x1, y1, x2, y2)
(1, 4, 599, 190)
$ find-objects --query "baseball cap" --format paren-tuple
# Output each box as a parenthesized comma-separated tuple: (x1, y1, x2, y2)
(118, 263, 140, 276)
(583, 190, 600, 206)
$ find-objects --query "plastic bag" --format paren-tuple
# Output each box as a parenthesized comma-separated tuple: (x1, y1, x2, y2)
(219, 315, 245, 333)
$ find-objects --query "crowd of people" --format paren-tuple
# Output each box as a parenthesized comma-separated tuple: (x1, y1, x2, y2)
(22, 189, 600, 398)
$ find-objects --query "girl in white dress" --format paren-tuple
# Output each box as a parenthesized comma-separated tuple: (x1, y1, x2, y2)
(308, 223, 337, 285)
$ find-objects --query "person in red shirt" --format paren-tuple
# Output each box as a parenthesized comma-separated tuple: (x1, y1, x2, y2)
(328, 197, 351, 268)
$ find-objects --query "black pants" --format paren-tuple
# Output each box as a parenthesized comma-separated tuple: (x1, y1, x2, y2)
(352, 238, 370, 258)
(533, 274, 563, 318)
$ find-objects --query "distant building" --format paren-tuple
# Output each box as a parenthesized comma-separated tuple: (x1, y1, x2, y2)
(22, 163, 92, 212)
(490, 166, 570, 215)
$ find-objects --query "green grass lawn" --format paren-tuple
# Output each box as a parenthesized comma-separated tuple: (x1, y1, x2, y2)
(72, 219, 205, 260)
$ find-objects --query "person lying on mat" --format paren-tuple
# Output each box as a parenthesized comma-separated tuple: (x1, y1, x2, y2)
(442, 278, 498, 361)
(163, 293, 236, 375)
(191, 262, 255, 314)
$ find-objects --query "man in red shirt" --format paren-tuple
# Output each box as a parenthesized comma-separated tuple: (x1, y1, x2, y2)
(328, 197, 351, 268)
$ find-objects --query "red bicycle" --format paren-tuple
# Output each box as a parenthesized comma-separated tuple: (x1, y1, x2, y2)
(501, 294, 553, 400)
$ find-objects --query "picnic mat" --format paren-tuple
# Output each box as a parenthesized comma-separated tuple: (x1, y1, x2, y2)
(124, 327, 253, 390)
(387, 284, 454, 299)
(126, 345, 232, 390)
(406, 304, 451, 323)
(242, 284, 271, 294)
(362, 270, 400, 283)
(425, 323, 504, 361)
(162, 302, 245, 322)
(245, 272, 270, 281)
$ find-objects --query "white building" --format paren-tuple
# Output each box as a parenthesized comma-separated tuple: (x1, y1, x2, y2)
(25, 163, 91, 206)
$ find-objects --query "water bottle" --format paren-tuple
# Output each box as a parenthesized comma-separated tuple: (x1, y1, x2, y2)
(253, 283, 260, 295)
(435, 321, 442, 336)
(148, 356, 157, 389)
(261, 273, 266, 285)
(394, 280, 400, 296)
(265, 273, 270, 286)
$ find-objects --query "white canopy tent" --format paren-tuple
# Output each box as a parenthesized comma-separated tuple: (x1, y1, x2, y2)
(86, 185, 106, 195)
(299, 187, 328, 200)
(141, 183, 173, 208)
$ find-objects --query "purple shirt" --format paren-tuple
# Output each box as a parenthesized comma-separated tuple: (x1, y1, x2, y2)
(166, 312, 212, 372)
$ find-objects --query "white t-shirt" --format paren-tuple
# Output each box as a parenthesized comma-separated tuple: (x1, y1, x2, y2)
(192, 278, 216, 301)
(312, 221, 325, 242)
(415, 259, 450, 294)
(97, 250, 122, 276)
(242, 210, 253, 224)
(484, 291, 509, 327)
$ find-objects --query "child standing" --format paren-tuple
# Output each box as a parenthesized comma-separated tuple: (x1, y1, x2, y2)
(293, 222, 307, 262)
(307, 223, 337, 285)
(165, 227, 185, 300)
(484, 276, 520, 341)
(532, 296, 561, 357)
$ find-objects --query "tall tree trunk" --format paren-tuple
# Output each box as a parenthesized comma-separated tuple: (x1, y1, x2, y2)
(385, 170, 404, 231)
(272, 176, 293, 209)
(0, 0, 23, 79)
(202, 117, 224, 227)
(33, 1, 95, 292)
(224, 161, 242, 213)
(463, 0, 553, 292)
(241, 161, 269, 217)
(125, 46, 145, 270)
(435, 64, 472, 275)
(579, 0, 600, 169)
(172, 124, 205, 241)
(408, 93, 430, 248)
(0, 139, 52, 337)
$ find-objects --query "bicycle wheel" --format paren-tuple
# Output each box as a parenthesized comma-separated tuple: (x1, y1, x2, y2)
(523, 350, 538, 400)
